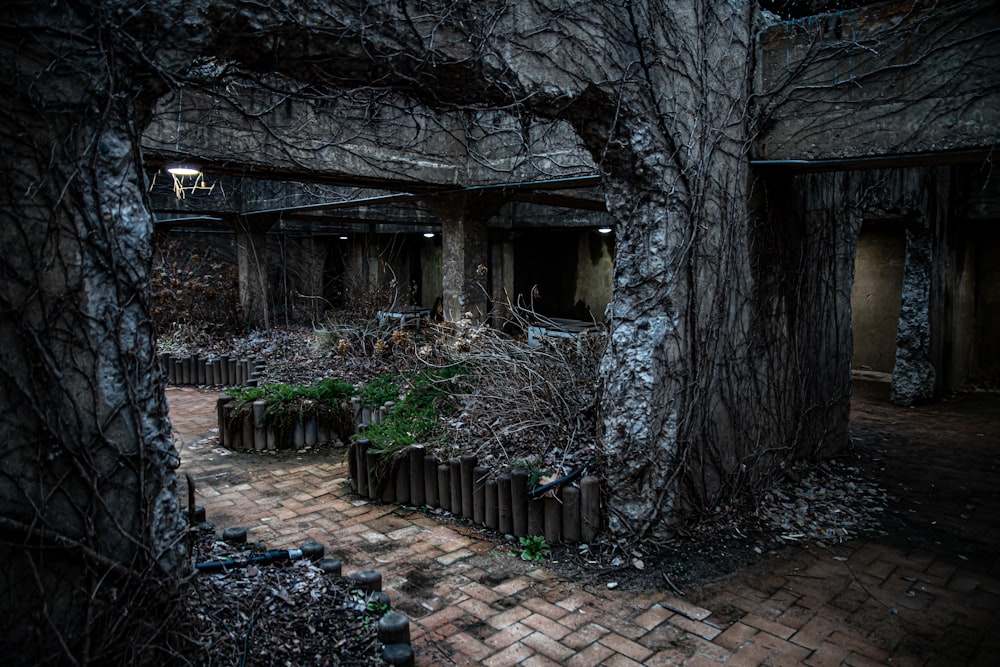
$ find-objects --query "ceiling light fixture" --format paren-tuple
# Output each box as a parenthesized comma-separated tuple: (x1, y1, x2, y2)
(167, 165, 201, 177)
(598, 227, 613, 234)
(423, 232, 435, 238)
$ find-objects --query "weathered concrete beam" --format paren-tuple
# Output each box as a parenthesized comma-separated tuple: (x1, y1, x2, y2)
(143, 89, 466, 186)
(755, 0, 1000, 163)
(143, 88, 595, 188)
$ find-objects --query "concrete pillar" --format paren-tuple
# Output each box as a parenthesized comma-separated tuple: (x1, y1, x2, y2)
(490, 236, 515, 329)
(429, 193, 504, 323)
(892, 220, 936, 406)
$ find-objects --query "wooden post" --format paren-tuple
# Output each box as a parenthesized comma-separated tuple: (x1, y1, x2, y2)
(485, 479, 499, 530)
(304, 401, 318, 446)
(527, 498, 544, 536)
(437, 463, 451, 512)
(226, 404, 242, 449)
(561, 486, 581, 543)
(366, 449, 381, 501)
(424, 454, 438, 508)
(449, 459, 462, 516)
(215, 396, 230, 448)
(460, 455, 476, 519)
(473, 466, 488, 525)
(252, 400, 267, 451)
(242, 411, 253, 452)
(544, 496, 561, 545)
(510, 470, 528, 537)
(356, 439, 370, 497)
(380, 457, 396, 504)
(581, 475, 600, 542)
(497, 474, 512, 535)
(349, 568, 382, 592)
(409, 445, 425, 507)
(394, 454, 410, 505)
(348, 444, 358, 491)
(378, 612, 411, 645)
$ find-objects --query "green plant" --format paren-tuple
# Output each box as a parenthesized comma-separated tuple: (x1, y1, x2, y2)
(514, 535, 550, 562)
(359, 373, 404, 407)
(228, 378, 357, 435)
(365, 598, 391, 617)
(359, 366, 466, 456)
(513, 459, 551, 488)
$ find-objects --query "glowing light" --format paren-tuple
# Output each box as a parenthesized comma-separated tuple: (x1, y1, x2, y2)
(597, 227, 613, 234)
(167, 165, 201, 177)
(423, 232, 435, 238)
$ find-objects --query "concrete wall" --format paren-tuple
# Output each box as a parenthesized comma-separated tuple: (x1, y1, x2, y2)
(973, 225, 1000, 382)
(851, 224, 904, 372)
(420, 236, 443, 312)
(573, 232, 614, 323)
(511, 229, 612, 323)
(755, 0, 1000, 162)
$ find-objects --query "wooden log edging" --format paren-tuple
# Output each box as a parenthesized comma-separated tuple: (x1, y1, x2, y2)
(160, 352, 265, 388)
(211, 391, 603, 541)
(348, 443, 602, 544)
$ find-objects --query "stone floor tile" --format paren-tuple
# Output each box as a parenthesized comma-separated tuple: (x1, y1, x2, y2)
(483, 620, 533, 649)
(661, 595, 713, 621)
(598, 632, 654, 663)
(564, 642, 614, 667)
(561, 621, 611, 650)
(805, 640, 853, 667)
(725, 641, 773, 667)
(521, 630, 576, 662)
(602, 653, 646, 667)
(457, 597, 498, 621)
(520, 654, 564, 667)
(481, 641, 535, 666)
(740, 612, 797, 639)
(634, 603, 675, 630)
(555, 607, 596, 630)
(668, 615, 723, 641)
(712, 621, 757, 650)
(446, 632, 493, 662)
(521, 612, 572, 640)
(485, 605, 532, 630)
(521, 596, 570, 620)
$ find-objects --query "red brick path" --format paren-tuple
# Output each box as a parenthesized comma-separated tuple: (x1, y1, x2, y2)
(169, 386, 1000, 665)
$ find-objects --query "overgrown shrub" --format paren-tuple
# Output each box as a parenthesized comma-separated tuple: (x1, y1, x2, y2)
(151, 236, 240, 337)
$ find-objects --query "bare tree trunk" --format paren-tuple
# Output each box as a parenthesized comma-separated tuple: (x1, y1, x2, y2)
(0, 5, 186, 662)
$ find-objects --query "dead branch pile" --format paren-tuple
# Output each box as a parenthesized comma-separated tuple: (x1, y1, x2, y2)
(425, 317, 605, 479)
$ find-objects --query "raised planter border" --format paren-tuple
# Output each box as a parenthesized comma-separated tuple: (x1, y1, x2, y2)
(160, 352, 264, 388)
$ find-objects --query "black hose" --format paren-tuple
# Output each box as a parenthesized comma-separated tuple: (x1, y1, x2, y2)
(525, 466, 587, 499)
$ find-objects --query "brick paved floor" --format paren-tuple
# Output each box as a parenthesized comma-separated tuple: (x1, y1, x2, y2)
(169, 385, 1000, 665)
